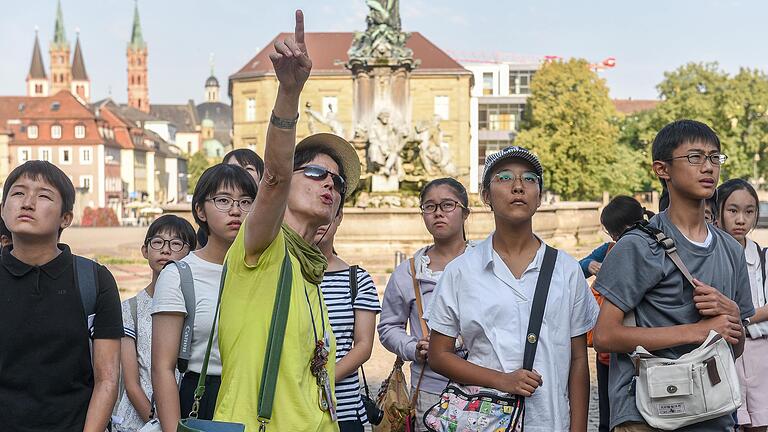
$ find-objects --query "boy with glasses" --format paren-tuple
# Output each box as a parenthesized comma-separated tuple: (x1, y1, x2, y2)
(592, 120, 754, 432)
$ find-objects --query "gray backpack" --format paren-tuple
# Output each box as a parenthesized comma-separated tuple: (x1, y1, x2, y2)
(164, 260, 197, 373)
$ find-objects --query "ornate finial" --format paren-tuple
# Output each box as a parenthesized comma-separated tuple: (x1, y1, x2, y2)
(75, 26, 80, 37)
(209, 52, 215, 76)
(34, 25, 39, 34)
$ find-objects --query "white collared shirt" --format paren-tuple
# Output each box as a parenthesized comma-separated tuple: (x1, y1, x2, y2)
(425, 233, 599, 432)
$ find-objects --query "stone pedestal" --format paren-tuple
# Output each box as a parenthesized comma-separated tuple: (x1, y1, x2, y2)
(371, 174, 400, 192)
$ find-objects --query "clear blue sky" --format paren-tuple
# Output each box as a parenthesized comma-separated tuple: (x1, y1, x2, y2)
(2, 0, 767, 104)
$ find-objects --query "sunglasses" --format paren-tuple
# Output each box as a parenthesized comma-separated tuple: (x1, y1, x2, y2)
(294, 165, 346, 194)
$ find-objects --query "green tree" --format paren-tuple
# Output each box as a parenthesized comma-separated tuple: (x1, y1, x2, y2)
(646, 63, 768, 182)
(516, 59, 642, 199)
(187, 151, 212, 192)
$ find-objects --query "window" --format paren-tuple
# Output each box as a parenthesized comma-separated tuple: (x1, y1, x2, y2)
(322, 96, 338, 118)
(479, 103, 526, 131)
(34, 84, 43, 94)
(246, 98, 257, 122)
(79, 175, 93, 193)
(51, 125, 62, 139)
(434, 96, 450, 121)
(18, 147, 32, 163)
(39, 147, 52, 162)
(509, 70, 535, 95)
(27, 125, 38, 139)
(482, 72, 494, 96)
(60, 147, 72, 165)
(75, 124, 86, 139)
(80, 147, 92, 164)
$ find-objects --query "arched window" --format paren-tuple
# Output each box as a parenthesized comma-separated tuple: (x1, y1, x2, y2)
(138, 58, 142, 66)
(137, 76, 141, 85)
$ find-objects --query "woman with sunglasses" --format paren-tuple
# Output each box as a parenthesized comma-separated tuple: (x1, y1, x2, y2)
(150, 164, 257, 431)
(213, 10, 362, 431)
(113, 215, 196, 431)
(378, 177, 473, 431)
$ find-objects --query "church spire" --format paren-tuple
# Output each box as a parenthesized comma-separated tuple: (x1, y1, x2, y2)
(27, 28, 49, 97)
(28, 29, 47, 80)
(129, 0, 146, 50)
(51, 0, 68, 50)
(71, 31, 88, 81)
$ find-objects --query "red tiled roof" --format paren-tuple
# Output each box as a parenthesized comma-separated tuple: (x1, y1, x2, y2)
(0, 91, 107, 146)
(232, 31, 469, 79)
(612, 99, 659, 115)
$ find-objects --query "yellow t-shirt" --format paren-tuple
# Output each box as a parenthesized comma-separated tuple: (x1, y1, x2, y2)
(214, 228, 338, 432)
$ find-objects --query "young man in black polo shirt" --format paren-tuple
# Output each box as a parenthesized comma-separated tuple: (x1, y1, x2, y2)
(0, 161, 124, 432)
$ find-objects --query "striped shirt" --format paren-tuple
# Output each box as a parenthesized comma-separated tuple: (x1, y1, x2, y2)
(320, 267, 381, 424)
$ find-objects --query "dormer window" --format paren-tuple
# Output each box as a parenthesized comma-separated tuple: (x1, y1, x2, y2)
(75, 124, 86, 139)
(27, 125, 38, 139)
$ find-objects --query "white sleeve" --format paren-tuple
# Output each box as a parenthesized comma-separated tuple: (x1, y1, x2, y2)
(424, 264, 461, 338)
(151, 264, 187, 315)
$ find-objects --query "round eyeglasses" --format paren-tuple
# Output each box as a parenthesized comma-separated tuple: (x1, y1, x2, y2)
(493, 170, 540, 186)
(147, 237, 188, 252)
(207, 196, 254, 212)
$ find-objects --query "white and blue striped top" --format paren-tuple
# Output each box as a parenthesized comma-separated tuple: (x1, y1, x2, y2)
(320, 267, 381, 424)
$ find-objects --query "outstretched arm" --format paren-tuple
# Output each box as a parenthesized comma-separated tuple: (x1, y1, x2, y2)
(244, 10, 312, 265)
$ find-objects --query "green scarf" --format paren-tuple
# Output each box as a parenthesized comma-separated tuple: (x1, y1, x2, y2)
(281, 223, 328, 285)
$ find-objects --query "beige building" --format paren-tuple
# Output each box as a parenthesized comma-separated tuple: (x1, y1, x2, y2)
(229, 32, 472, 183)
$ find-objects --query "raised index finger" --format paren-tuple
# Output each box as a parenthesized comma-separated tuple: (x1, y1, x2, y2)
(295, 9, 306, 49)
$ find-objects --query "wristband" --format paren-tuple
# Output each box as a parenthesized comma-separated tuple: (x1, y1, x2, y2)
(270, 111, 299, 129)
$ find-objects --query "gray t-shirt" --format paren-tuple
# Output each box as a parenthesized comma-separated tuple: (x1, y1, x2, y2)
(594, 212, 754, 431)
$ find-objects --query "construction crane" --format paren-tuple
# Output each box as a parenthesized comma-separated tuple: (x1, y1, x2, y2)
(448, 50, 616, 72)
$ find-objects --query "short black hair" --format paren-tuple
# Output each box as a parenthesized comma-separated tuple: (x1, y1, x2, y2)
(652, 119, 721, 165)
(143, 214, 197, 249)
(223, 148, 264, 177)
(293, 146, 347, 200)
(192, 164, 258, 235)
(2, 160, 76, 217)
(716, 179, 760, 227)
(601, 195, 652, 238)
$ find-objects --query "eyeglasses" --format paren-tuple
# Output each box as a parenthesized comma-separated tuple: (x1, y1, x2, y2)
(420, 200, 466, 214)
(147, 237, 188, 252)
(294, 165, 347, 194)
(493, 170, 540, 186)
(664, 153, 727, 166)
(207, 196, 254, 212)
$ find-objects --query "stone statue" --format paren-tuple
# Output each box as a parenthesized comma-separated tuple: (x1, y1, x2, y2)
(366, 0, 401, 30)
(304, 102, 345, 137)
(416, 116, 456, 176)
(367, 110, 406, 179)
(348, 0, 414, 67)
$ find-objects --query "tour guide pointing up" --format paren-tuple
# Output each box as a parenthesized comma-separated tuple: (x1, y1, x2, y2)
(213, 9, 361, 432)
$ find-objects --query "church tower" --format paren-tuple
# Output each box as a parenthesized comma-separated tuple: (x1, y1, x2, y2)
(205, 54, 220, 103)
(49, 0, 71, 95)
(26, 29, 49, 97)
(127, 0, 149, 112)
(71, 31, 90, 102)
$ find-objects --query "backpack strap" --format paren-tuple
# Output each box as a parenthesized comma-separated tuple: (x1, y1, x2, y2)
(128, 296, 139, 339)
(755, 242, 766, 308)
(349, 265, 359, 304)
(165, 260, 196, 373)
(621, 221, 697, 327)
(74, 255, 98, 318)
